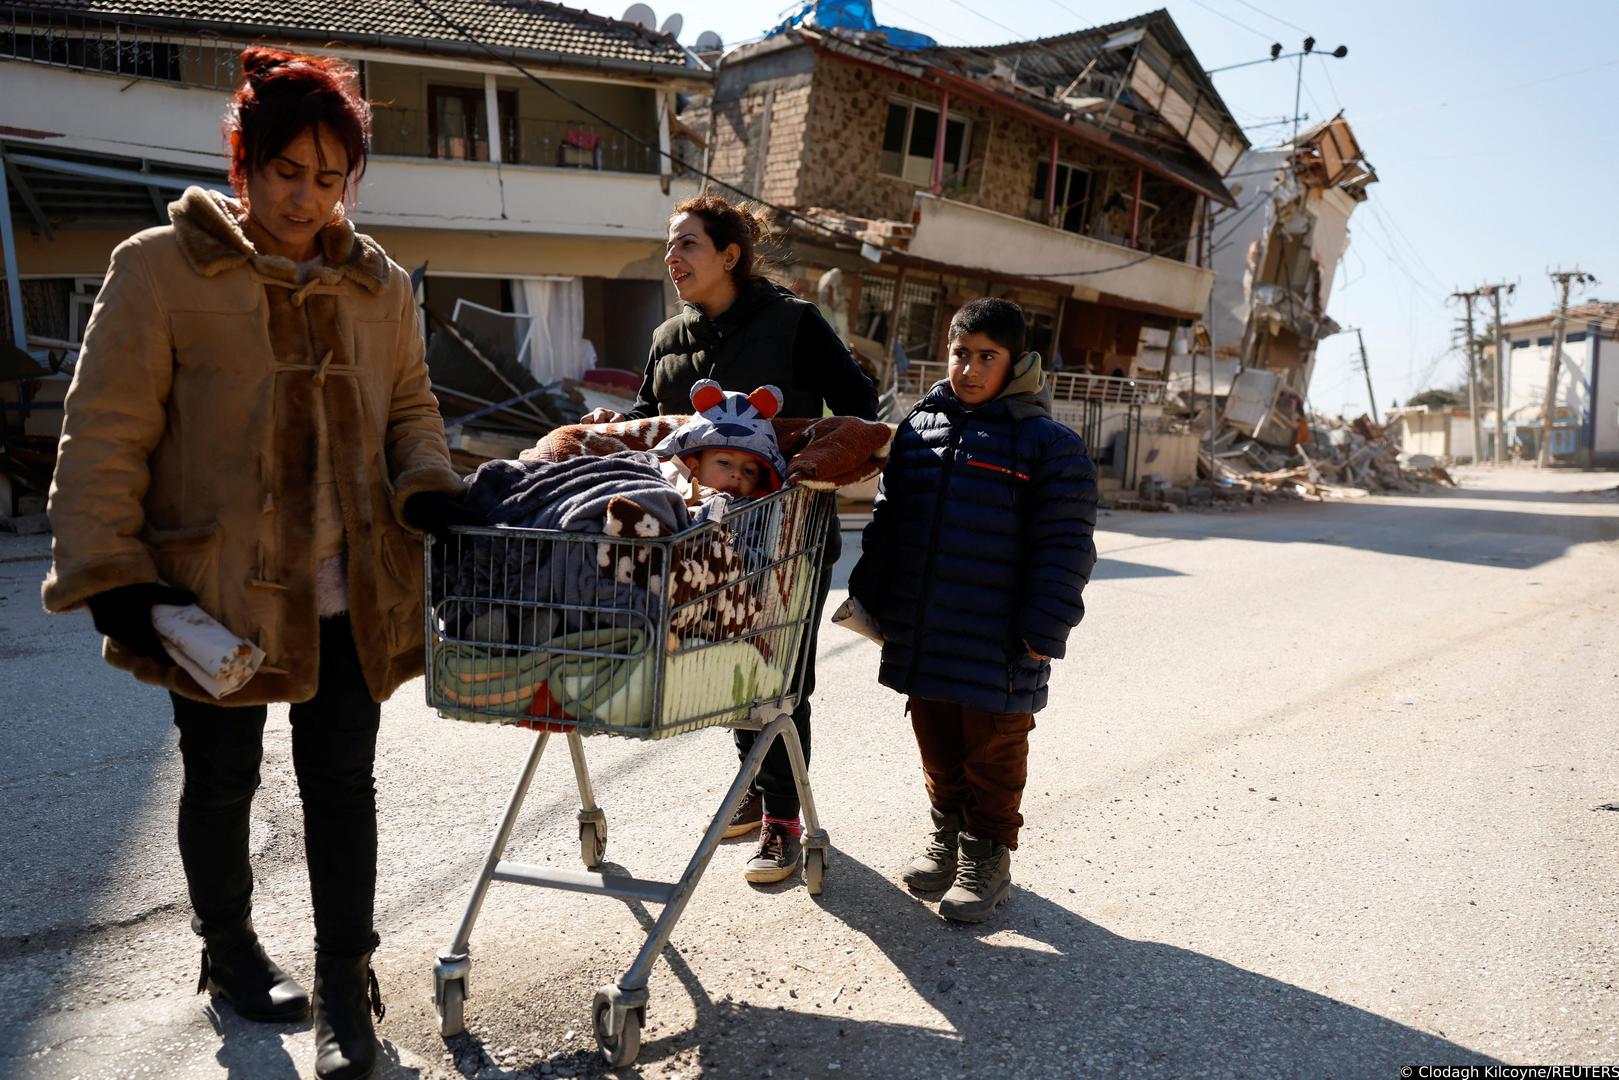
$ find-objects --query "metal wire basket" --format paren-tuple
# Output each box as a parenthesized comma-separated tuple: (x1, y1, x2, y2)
(423, 485, 836, 740)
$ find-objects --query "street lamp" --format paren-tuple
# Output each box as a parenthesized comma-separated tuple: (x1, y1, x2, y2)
(1205, 38, 1350, 146)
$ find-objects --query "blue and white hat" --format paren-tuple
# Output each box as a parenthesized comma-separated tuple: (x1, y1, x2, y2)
(652, 379, 787, 492)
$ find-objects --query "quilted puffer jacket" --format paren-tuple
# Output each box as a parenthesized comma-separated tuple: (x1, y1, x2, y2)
(848, 354, 1098, 714)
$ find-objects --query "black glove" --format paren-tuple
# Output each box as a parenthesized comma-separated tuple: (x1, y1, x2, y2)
(403, 490, 483, 543)
(85, 582, 196, 660)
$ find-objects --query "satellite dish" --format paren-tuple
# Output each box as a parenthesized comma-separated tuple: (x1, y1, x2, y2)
(622, 3, 655, 29)
(694, 29, 723, 51)
(660, 12, 683, 38)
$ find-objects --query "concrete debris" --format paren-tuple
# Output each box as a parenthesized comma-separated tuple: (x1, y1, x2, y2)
(1196, 414, 1458, 502)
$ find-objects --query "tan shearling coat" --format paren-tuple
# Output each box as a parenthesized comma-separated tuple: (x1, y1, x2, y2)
(42, 187, 464, 704)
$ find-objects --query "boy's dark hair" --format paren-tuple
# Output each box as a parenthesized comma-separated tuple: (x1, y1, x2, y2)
(948, 297, 1027, 356)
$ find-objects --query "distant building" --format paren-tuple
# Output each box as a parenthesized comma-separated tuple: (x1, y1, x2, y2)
(1480, 302, 1619, 466)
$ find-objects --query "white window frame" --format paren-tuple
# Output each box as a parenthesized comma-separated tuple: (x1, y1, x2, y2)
(878, 96, 973, 188)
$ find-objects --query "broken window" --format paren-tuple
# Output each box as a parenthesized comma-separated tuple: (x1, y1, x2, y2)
(879, 98, 970, 187)
(1031, 161, 1093, 233)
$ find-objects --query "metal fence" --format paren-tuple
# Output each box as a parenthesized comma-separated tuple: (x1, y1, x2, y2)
(2, 5, 239, 89)
(371, 105, 660, 175)
(895, 360, 1167, 407)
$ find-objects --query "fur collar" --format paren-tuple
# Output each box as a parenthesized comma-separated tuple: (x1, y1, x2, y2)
(168, 186, 390, 293)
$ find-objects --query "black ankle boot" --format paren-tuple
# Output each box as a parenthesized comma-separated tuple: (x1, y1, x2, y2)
(312, 951, 385, 1080)
(197, 924, 310, 1023)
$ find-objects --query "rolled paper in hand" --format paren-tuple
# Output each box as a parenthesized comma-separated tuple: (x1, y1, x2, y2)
(830, 595, 883, 645)
(151, 604, 266, 699)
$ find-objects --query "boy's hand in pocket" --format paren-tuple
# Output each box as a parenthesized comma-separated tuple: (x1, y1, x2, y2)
(1024, 641, 1050, 662)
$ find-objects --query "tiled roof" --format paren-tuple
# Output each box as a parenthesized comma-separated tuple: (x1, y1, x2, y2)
(1505, 302, 1619, 334)
(9, 0, 697, 71)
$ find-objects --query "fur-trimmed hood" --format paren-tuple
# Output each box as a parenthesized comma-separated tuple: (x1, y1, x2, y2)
(169, 186, 390, 293)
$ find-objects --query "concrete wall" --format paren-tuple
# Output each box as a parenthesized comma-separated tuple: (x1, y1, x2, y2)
(1502, 337, 1593, 424)
(905, 195, 1212, 318)
(353, 158, 696, 240)
(0, 62, 229, 169)
(1594, 336, 1619, 455)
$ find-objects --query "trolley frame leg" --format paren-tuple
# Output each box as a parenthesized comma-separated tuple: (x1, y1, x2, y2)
(611, 713, 787, 1001)
(437, 729, 551, 981)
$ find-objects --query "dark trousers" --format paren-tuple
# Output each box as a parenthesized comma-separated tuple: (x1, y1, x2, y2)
(907, 697, 1035, 850)
(173, 616, 382, 957)
(734, 524, 840, 820)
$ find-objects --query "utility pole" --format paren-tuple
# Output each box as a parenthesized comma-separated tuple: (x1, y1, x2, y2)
(1478, 282, 1513, 464)
(1450, 289, 1484, 464)
(1353, 327, 1376, 417)
(1537, 268, 1595, 467)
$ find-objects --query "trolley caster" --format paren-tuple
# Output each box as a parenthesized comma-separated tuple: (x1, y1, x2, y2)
(592, 987, 644, 1068)
(435, 955, 471, 1038)
(804, 847, 827, 895)
(578, 809, 608, 868)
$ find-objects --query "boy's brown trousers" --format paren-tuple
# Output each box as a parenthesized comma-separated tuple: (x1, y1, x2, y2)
(907, 698, 1035, 849)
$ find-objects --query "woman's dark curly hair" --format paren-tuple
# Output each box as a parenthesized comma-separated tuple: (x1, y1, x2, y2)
(224, 47, 371, 198)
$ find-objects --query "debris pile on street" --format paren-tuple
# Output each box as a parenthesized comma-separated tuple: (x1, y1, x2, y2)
(1195, 413, 1458, 502)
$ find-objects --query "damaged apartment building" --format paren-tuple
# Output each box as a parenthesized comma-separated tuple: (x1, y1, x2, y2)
(1199, 114, 1376, 449)
(684, 3, 1248, 491)
(1, 0, 709, 510)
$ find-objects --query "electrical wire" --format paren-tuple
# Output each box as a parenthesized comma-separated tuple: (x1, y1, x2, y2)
(1183, 0, 1276, 44)
(1229, 0, 1309, 35)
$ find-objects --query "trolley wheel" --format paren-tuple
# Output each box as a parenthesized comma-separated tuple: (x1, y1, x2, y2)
(579, 819, 608, 868)
(592, 994, 642, 1068)
(437, 978, 466, 1038)
(805, 847, 827, 895)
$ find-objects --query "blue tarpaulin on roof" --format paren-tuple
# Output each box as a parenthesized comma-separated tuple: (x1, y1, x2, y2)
(771, 0, 937, 50)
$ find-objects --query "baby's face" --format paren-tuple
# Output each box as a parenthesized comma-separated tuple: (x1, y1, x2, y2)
(693, 449, 763, 496)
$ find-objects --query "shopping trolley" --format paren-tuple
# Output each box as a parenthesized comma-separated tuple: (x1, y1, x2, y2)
(423, 484, 837, 1066)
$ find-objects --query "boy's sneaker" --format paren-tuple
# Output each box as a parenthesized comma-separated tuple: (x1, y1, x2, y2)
(901, 808, 962, 893)
(743, 819, 802, 884)
(723, 789, 763, 838)
(938, 832, 1010, 923)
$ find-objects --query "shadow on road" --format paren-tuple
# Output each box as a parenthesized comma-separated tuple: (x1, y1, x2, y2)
(1098, 487, 1619, 570)
(438, 848, 1499, 1078)
(697, 851, 1495, 1077)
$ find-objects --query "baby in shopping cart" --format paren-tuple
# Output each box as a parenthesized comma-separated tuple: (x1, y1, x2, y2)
(651, 379, 788, 506)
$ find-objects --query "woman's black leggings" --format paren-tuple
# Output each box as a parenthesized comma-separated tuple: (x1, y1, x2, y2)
(171, 616, 382, 957)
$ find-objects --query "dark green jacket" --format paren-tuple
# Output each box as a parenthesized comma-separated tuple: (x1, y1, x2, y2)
(627, 282, 877, 421)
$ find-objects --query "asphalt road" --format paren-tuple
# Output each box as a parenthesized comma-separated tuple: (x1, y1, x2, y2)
(2, 465, 1615, 1079)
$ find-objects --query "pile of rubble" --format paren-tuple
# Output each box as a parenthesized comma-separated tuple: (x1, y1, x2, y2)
(1197, 414, 1456, 502)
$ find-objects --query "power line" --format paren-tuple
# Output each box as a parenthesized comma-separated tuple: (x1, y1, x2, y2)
(1183, 0, 1276, 43)
(878, 0, 975, 46)
(940, 0, 1049, 45)
(1364, 200, 1449, 297)
(1229, 0, 1309, 35)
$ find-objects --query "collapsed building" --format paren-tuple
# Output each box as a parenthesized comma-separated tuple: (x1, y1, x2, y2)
(1189, 114, 1376, 449)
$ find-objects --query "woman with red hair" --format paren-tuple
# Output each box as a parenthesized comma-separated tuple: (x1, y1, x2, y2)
(42, 47, 470, 1079)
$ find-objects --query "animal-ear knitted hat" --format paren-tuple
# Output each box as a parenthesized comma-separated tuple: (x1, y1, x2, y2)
(651, 379, 788, 493)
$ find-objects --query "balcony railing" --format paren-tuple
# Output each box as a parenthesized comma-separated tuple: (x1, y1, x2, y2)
(370, 105, 660, 175)
(2, 5, 238, 89)
(896, 361, 1167, 406)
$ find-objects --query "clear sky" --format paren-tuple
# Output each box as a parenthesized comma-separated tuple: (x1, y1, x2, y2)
(642, 0, 1619, 415)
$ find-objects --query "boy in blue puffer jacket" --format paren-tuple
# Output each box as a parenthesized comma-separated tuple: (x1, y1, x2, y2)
(848, 297, 1098, 922)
